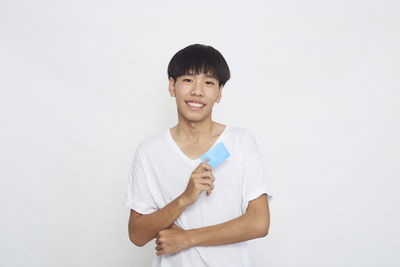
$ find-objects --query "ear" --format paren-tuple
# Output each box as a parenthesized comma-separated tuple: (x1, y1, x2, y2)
(215, 85, 223, 103)
(168, 77, 176, 97)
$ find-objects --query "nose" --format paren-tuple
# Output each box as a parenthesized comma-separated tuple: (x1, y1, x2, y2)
(190, 80, 204, 96)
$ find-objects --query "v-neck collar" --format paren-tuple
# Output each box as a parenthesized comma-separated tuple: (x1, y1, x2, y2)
(166, 125, 229, 167)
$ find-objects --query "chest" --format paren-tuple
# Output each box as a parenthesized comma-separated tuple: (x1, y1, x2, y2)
(147, 150, 243, 202)
(175, 139, 219, 160)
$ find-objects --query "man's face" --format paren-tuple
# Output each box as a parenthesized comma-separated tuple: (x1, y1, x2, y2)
(168, 71, 223, 123)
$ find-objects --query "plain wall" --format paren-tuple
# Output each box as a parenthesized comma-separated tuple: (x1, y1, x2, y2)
(1, 0, 399, 266)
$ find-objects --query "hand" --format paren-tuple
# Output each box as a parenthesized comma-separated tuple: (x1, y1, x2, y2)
(180, 162, 215, 206)
(155, 224, 190, 256)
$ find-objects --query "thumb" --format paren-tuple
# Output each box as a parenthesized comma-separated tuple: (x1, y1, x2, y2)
(171, 224, 183, 230)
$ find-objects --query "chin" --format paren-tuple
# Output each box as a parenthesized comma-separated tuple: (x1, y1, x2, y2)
(179, 112, 208, 123)
(184, 116, 205, 123)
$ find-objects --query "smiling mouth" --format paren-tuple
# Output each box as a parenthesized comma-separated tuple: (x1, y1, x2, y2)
(185, 101, 206, 108)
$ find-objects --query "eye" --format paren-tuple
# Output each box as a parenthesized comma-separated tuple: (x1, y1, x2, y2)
(183, 78, 192, 82)
(205, 81, 215, 85)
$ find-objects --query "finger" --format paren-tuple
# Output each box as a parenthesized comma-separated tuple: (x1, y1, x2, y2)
(192, 169, 211, 176)
(202, 172, 215, 183)
(171, 224, 182, 230)
(204, 182, 214, 195)
(197, 183, 213, 195)
(199, 182, 214, 192)
(201, 162, 212, 171)
(195, 179, 214, 190)
(155, 244, 163, 251)
(196, 162, 211, 172)
(193, 171, 213, 179)
(205, 183, 214, 195)
(206, 188, 212, 196)
(156, 249, 164, 256)
(200, 171, 213, 179)
(210, 172, 215, 182)
(197, 177, 214, 186)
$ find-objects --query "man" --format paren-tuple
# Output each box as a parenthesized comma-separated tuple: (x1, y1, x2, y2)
(125, 44, 272, 267)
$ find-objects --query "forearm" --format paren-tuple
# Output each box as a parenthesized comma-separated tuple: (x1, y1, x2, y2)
(130, 193, 190, 246)
(187, 211, 268, 247)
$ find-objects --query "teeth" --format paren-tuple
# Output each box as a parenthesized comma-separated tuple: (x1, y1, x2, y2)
(187, 101, 204, 107)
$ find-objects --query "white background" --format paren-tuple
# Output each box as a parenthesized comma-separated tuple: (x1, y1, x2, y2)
(1, 0, 399, 266)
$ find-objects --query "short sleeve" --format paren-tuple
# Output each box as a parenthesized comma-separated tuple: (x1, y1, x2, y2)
(124, 148, 158, 214)
(241, 131, 273, 213)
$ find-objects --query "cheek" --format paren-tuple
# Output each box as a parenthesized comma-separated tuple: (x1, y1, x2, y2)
(175, 93, 185, 103)
(211, 91, 220, 101)
(174, 93, 187, 108)
(174, 87, 188, 99)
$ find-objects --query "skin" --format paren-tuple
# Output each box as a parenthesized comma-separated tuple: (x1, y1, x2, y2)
(167, 70, 225, 154)
(155, 194, 269, 256)
(127, 69, 270, 256)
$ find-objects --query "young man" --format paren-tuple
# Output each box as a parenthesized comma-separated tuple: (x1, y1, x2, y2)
(125, 44, 272, 267)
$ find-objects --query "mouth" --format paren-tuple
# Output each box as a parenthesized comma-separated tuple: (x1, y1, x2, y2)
(185, 101, 206, 110)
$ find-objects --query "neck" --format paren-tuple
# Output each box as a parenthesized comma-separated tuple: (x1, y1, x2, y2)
(174, 114, 217, 143)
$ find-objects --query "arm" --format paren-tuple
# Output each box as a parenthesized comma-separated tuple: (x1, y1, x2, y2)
(188, 193, 270, 246)
(155, 193, 270, 255)
(128, 193, 189, 247)
(129, 162, 215, 247)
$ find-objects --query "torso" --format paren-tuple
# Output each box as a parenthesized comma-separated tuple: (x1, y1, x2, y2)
(169, 123, 226, 160)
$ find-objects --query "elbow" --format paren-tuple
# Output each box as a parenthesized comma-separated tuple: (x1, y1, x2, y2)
(129, 232, 146, 247)
(259, 213, 270, 238)
(246, 211, 270, 238)
(128, 222, 147, 247)
(260, 225, 269, 237)
(257, 220, 270, 238)
(128, 211, 152, 247)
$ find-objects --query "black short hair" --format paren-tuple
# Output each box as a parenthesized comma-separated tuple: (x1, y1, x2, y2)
(167, 44, 230, 87)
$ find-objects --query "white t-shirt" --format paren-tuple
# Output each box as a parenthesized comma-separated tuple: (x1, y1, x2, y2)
(125, 125, 272, 267)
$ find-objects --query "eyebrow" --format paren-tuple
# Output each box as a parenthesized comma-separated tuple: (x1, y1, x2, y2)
(185, 72, 217, 79)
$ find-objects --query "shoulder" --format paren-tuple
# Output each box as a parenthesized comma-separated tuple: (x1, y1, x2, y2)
(227, 126, 261, 156)
(227, 125, 258, 144)
(135, 129, 168, 157)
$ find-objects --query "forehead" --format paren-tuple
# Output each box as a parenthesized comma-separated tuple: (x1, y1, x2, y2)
(183, 70, 217, 80)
